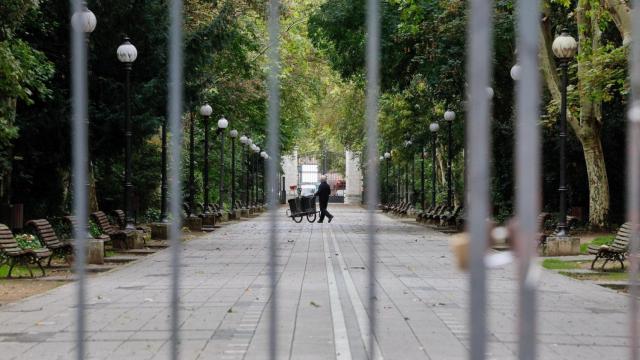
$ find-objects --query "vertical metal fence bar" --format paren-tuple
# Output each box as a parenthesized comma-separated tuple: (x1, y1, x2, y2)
(465, 0, 493, 358)
(167, 0, 184, 359)
(266, 0, 281, 359)
(514, 0, 542, 358)
(71, 0, 88, 359)
(365, 0, 380, 358)
(628, 1, 640, 358)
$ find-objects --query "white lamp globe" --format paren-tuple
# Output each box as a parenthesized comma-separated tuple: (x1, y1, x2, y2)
(217, 116, 228, 129)
(260, 151, 267, 158)
(199, 104, 212, 117)
(379, 156, 384, 161)
(552, 30, 578, 60)
(240, 135, 248, 144)
(230, 129, 238, 138)
(117, 37, 138, 63)
(444, 110, 456, 122)
(254, 146, 260, 153)
(71, 4, 97, 34)
(384, 152, 391, 159)
(486, 87, 494, 100)
(510, 64, 521, 81)
(247, 138, 253, 146)
(429, 122, 440, 132)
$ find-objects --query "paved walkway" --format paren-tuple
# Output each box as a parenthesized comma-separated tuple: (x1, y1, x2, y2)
(0, 205, 632, 359)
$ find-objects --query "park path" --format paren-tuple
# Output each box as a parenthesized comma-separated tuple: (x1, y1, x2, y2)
(0, 205, 632, 359)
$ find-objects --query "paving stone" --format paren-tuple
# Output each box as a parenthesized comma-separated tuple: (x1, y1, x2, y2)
(0, 205, 634, 359)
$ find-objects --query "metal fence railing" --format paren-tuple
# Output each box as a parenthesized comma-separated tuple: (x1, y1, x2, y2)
(68, 0, 640, 359)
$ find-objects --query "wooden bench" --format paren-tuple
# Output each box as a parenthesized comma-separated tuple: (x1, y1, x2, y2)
(0, 224, 51, 277)
(26, 219, 73, 266)
(589, 222, 630, 270)
(91, 211, 131, 249)
(440, 206, 463, 227)
(416, 205, 435, 222)
(427, 205, 448, 224)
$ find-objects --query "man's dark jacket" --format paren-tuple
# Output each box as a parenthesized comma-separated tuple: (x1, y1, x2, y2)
(315, 181, 331, 208)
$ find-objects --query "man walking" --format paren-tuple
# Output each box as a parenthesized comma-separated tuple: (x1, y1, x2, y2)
(315, 175, 334, 223)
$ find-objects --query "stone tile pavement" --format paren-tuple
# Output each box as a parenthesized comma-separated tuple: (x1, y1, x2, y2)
(0, 205, 633, 359)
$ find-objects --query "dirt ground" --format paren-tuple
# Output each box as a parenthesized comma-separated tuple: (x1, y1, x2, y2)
(0, 279, 68, 306)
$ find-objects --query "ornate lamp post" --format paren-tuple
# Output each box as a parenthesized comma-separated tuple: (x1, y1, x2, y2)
(217, 116, 229, 209)
(421, 147, 426, 209)
(552, 30, 578, 237)
(403, 139, 413, 203)
(230, 129, 238, 212)
(384, 151, 391, 203)
(444, 110, 456, 209)
(240, 136, 250, 206)
(117, 37, 138, 230)
(429, 121, 440, 206)
(261, 151, 268, 204)
(252, 145, 260, 205)
(200, 104, 213, 231)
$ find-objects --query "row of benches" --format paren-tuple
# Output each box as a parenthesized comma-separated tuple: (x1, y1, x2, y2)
(0, 210, 131, 278)
(381, 203, 630, 271)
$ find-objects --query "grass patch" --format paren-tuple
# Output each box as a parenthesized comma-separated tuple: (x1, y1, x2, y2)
(105, 250, 117, 257)
(559, 271, 628, 282)
(580, 235, 615, 254)
(0, 264, 41, 277)
(542, 259, 580, 270)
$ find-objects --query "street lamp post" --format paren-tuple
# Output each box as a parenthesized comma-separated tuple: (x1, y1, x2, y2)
(160, 119, 168, 222)
(230, 129, 238, 213)
(217, 116, 229, 209)
(200, 104, 213, 231)
(240, 135, 250, 208)
(421, 147, 426, 209)
(552, 30, 578, 237)
(117, 37, 138, 230)
(384, 152, 391, 204)
(444, 110, 456, 209)
(404, 139, 413, 203)
(429, 122, 440, 206)
(252, 144, 260, 205)
(261, 151, 268, 204)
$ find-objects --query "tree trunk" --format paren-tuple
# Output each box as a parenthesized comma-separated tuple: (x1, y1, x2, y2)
(580, 134, 610, 228)
(88, 164, 99, 213)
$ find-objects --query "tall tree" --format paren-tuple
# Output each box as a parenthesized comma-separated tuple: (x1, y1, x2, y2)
(540, 0, 629, 227)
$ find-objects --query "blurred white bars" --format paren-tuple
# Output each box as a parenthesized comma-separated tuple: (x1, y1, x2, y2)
(266, 0, 281, 359)
(167, 0, 184, 359)
(465, 0, 493, 359)
(515, 0, 542, 358)
(71, 0, 89, 358)
(628, 1, 640, 359)
(365, 0, 381, 358)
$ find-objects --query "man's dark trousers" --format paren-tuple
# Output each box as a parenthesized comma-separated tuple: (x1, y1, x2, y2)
(319, 203, 333, 223)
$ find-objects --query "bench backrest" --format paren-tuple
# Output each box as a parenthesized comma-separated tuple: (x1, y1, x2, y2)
(0, 224, 23, 256)
(111, 210, 126, 230)
(611, 222, 632, 252)
(91, 211, 117, 236)
(450, 206, 462, 217)
(26, 219, 64, 249)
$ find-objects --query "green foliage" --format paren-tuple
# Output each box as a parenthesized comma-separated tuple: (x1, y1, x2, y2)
(14, 233, 42, 249)
(89, 220, 102, 238)
(580, 235, 615, 254)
